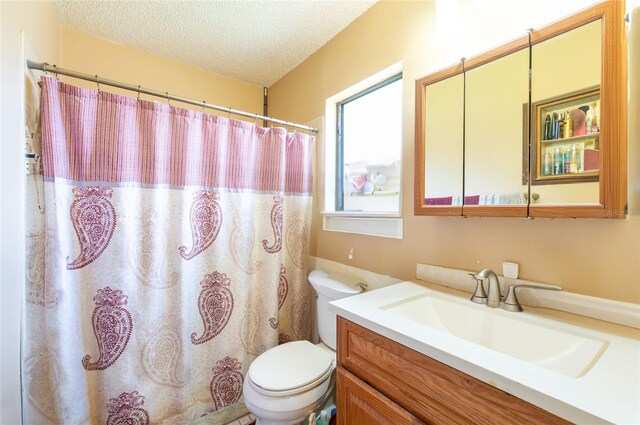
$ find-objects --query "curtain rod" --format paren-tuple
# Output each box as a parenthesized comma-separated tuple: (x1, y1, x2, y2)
(27, 60, 319, 134)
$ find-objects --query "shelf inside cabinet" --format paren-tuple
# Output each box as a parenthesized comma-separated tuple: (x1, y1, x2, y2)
(536, 171, 599, 181)
(541, 132, 599, 144)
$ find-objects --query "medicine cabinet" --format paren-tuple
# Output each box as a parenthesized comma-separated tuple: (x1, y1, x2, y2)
(414, 0, 626, 218)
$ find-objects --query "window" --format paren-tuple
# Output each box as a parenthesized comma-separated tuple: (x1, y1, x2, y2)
(322, 64, 403, 239)
(336, 74, 402, 213)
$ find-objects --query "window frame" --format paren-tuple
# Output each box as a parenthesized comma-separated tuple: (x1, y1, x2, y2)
(321, 62, 404, 239)
(335, 72, 403, 213)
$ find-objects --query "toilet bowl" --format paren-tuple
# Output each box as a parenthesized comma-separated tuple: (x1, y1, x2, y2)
(243, 270, 364, 425)
(243, 341, 335, 425)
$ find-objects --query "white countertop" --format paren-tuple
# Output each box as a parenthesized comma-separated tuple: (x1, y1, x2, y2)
(330, 280, 640, 424)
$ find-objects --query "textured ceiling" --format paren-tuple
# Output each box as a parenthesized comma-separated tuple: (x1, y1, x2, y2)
(55, 0, 377, 87)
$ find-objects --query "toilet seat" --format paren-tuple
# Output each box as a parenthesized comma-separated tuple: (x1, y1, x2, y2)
(248, 341, 335, 397)
(249, 364, 334, 397)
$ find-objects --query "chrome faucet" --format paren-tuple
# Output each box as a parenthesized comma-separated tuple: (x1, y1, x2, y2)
(470, 268, 563, 312)
(502, 282, 562, 312)
(470, 268, 502, 308)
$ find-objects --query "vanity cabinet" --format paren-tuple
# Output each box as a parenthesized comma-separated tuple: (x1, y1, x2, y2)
(414, 0, 626, 218)
(336, 317, 570, 425)
(337, 368, 422, 425)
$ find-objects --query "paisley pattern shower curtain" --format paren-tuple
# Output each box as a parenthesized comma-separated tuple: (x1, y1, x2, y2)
(24, 76, 314, 424)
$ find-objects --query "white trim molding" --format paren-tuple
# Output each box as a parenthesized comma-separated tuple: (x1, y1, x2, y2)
(323, 214, 403, 239)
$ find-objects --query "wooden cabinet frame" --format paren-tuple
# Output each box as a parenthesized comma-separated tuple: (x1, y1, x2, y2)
(414, 0, 626, 218)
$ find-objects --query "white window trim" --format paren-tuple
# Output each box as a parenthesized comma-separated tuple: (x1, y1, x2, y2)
(322, 62, 403, 239)
(323, 215, 403, 240)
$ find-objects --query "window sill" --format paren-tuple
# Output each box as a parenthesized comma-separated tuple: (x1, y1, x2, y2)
(346, 190, 399, 197)
(322, 213, 403, 239)
(321, 211, 401, 218)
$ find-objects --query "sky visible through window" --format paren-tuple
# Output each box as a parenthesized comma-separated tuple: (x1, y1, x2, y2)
(342, 78, 402, 167)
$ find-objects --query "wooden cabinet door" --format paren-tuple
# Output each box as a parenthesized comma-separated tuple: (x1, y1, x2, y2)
(337, 367, 423, 425)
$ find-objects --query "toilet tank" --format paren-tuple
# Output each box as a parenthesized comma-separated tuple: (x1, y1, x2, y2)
(308, 270, 364, 350)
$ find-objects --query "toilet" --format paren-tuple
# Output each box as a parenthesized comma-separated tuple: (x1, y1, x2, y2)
(243, 269, 364, 425)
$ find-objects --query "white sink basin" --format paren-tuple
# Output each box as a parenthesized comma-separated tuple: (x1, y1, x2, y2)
(380, 292, 608, 378)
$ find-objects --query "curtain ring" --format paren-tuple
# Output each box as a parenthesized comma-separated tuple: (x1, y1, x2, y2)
(202, 100, 206, 113)
(95, 74, 100, 92)
(228, 107, 232, 118)
(52, 64, 59, 80)
(136, 85, 141, 101)
(166, 91, 171, 106)
(252, 114, 257, 125)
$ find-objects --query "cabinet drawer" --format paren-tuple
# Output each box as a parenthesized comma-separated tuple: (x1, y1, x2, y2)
(337, 317, 570, 425)
(337, 367, 423, 425)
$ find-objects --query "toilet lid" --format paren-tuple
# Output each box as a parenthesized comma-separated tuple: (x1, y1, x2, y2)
(249, 340, 334, 392)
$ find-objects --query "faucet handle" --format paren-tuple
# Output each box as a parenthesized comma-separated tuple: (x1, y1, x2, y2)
(468, 273, 488, 304)
(503, 283, 562, 312)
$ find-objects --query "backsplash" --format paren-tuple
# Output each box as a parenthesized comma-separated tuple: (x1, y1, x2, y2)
(417, 263, 640, 329)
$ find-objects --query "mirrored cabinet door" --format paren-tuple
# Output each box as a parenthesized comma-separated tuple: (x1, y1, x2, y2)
(416, 67, 464, 216)
(527, 0, 626, 218)
(530, 20, 602, 206)
(464, 46, 530, 217)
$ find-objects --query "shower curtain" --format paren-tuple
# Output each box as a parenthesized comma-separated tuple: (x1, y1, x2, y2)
(24, 75, 314, 424)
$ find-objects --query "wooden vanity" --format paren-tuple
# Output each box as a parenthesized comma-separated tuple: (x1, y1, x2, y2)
(336, 317, 570, 425)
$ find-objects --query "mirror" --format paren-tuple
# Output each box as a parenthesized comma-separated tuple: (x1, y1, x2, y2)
(414, 1, 625, 218)
(423, 73, 464, 211)
(530, 19, 602, 205)
(464, 47, 529, 215)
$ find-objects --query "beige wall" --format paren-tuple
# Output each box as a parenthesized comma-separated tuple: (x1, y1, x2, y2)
(60, 28, 263, 116)
(1, 2, 61, 423)
(269, 0, 640, 304)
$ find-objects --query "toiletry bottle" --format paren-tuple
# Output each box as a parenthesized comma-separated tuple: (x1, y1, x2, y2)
(552, 113, 559, 139)
(570, 144, 578, 173)
(316, 410, 329, 425)
(543, 149, 552, 176)
(558, 113, 565, 139)
(543, 114, 552, 140)
(563, 146, 571, 174)
(576, 144, 583, 173)
(590, 101, 599, 133)
(564, 110, 573, 138)
(553, 147, 562, 175)
(586, 108, 593, 134)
